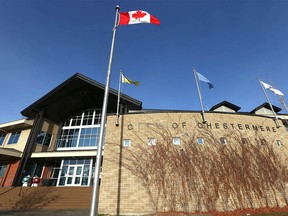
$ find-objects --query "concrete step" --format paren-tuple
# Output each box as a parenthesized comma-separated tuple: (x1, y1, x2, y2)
(0, 187, 93, 210)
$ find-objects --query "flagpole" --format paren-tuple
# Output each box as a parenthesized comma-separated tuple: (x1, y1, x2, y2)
(90, 5, 120, 216)
(193, 67, 206, 123)
(258, 78, 280, 128)
(279, 95, 288, 112)
(116, 70, 122, 126)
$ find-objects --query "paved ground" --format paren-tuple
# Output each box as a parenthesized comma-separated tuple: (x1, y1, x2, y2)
(0, 209, 90, 216)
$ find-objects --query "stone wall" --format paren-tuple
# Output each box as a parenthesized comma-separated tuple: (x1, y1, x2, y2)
(99, 112, 288, 215)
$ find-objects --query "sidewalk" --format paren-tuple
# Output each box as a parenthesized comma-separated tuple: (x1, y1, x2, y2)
(0, 209, 90, 216)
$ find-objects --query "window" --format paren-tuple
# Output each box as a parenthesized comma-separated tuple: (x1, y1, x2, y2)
(0, 134, 6, 146)
(8, 131, 21, 144)
(78, 128, 100, 147)
(260, 139, 267, 145)
(62, 109, 102, 127)
(71, 113, 82, 126)
(241, 138, 248, 144)
(36, 131, 52, 147)
(82, 110, 94, 125)
(0, 163, 7, 177)
(147, 138, 156, 146)
(197, 137, 204, 145)
(123, 139, 131, 147)
(172, 137, 181, 145)
(220, 137, 227, 145)
(276, 140, 282, 146)
(25, 162, 44, 178)
(56, 110, 101, 149)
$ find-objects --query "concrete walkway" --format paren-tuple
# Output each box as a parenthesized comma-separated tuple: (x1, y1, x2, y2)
(0, 209, 90, 216)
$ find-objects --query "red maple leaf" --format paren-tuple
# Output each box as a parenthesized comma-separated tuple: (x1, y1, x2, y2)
(132, 10, 147, 19)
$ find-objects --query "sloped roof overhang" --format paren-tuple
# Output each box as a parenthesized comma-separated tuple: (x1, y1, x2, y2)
(210, 100, 241, 112)
(250, 102, 282, 114)
(21, 73, 142, 123)
(0, 119, 33, 132)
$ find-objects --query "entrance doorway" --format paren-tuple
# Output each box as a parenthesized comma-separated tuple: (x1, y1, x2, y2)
(65, 165, 84, 186)
(57, 158, 93, 186)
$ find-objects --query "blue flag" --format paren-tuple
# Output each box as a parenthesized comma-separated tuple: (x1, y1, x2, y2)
(196, 71, 214, 89)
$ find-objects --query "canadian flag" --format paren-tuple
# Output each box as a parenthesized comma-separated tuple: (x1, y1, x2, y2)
(119, 10, 160, 26)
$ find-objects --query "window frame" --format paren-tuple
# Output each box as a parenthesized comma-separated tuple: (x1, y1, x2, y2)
(36, 131, 53, 147)
(56, 110, 102, 150)
(276, 140, 282, 146)
(172, 137, 181, 145)
(196, 137, 204, 145)
(7, 131, 21, 145)
(123, 139, 131, 147)
(0, 134, 6, 146)
(0, 163, 7, 177)
(147, 138, 156, 146)
(220, 137, 227, 145)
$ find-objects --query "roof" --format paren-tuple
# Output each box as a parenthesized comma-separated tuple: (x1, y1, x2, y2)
(210, 101, 241, 112)
(0, 119, 33, 133)
(21, 73, 142, 123)
(250, 102, 282, 114)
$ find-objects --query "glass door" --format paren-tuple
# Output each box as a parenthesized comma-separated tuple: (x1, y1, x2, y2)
(65, 165, 84, 186)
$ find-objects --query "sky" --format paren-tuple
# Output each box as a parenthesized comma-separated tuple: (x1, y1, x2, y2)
(0, 0, 288, 124)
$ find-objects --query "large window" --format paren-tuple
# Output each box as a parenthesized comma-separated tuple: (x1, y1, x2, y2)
(0, 134, 6, 146)
(8, 131, 21, 144)
(79, 128, 100, 147)
(57, 110, 102, 149)
(36, 131, 52, 147)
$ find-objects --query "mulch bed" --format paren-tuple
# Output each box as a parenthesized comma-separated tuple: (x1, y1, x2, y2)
(154, 205, 288, 215)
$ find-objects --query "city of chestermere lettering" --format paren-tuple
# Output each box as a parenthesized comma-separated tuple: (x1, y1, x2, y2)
(196, 122, 277, 132)
(127, 121, 277, 133)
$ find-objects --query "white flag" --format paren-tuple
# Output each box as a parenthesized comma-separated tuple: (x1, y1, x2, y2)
(260, 81, 284, 96)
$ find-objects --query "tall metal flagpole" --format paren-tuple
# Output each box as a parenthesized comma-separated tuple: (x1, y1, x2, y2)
(193, 67, 206, 123)
(279, 95, 288, 112)
(116, 70, 122, 126)
(90, 5, 120, 216)
(258, 78, 280, 128)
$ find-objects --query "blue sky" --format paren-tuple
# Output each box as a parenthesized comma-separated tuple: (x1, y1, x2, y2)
(1, 0, 288, 123)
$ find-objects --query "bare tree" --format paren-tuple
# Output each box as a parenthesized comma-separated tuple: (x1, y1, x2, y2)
(106, 120, 288, 214)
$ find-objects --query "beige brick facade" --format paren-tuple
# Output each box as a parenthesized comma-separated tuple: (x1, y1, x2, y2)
(99, 111, 288, 215)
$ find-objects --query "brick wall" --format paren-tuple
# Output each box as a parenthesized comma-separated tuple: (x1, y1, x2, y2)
(3, 160, 20, 187)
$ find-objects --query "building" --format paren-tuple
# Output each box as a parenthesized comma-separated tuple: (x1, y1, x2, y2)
(1, 73, 288, 214)
(0, 73, 141, 187)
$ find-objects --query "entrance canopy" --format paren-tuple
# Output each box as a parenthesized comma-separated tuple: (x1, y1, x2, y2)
(21, 73, 142, 123)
